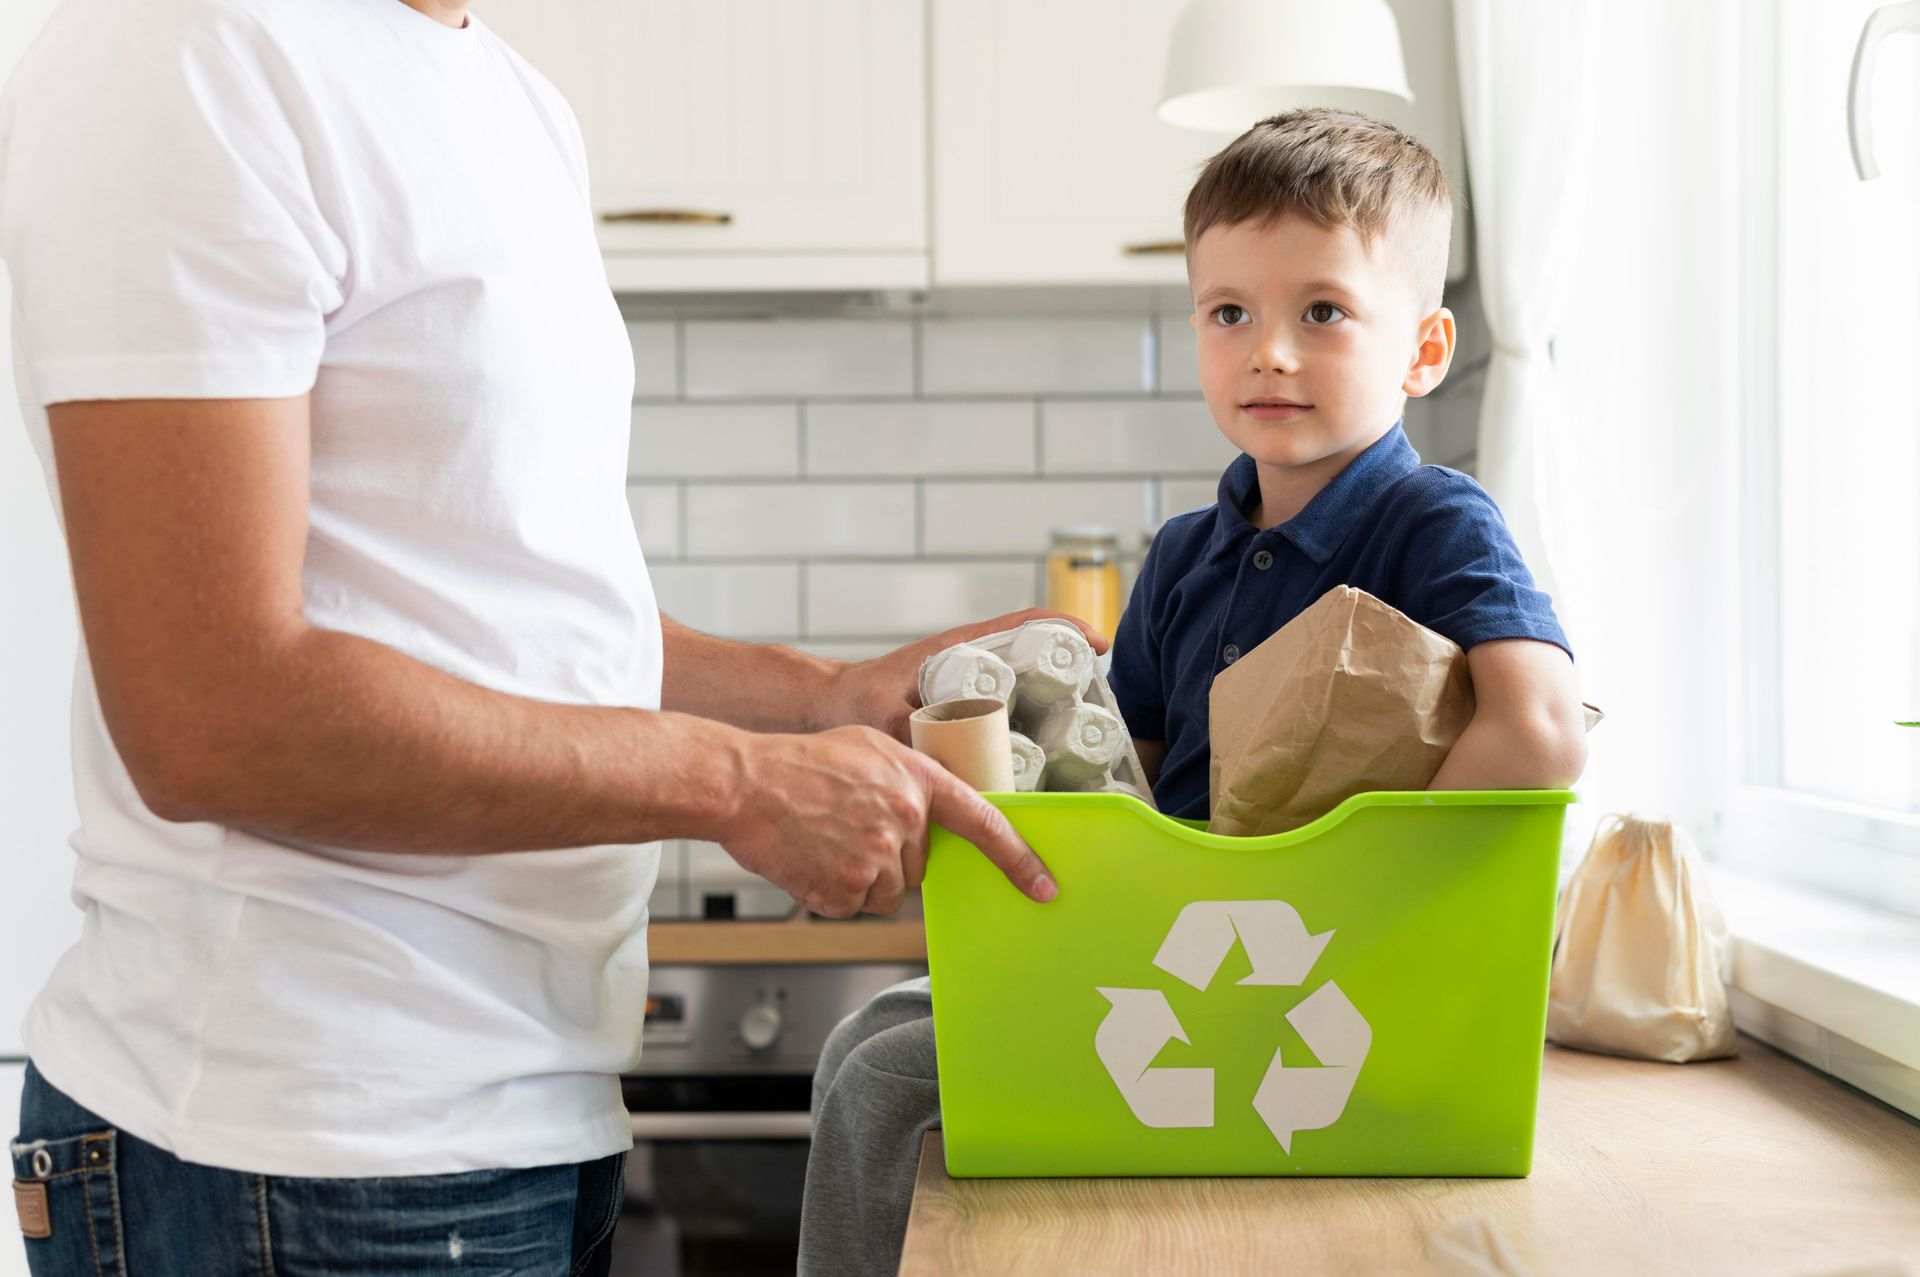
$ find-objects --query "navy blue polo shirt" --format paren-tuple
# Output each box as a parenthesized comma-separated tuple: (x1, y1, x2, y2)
(1107, 422, 1570, 820)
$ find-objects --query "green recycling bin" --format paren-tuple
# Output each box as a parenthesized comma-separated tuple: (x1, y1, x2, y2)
(923, 789, 1574, 1178)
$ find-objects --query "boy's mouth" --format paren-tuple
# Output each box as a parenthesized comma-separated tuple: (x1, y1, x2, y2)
(1240, 398, 1310, 422)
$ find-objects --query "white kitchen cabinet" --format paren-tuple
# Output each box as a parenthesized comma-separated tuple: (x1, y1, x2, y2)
(477, 0, 929, 290)
(929, 0, 1471, 289)
(930, 0, 1224, 287)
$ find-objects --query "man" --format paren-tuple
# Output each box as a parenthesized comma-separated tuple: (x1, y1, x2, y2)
(0, 0, 1065, 1271)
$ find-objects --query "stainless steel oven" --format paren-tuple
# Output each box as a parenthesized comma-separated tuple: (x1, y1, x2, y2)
(609, 960, 927, 1277)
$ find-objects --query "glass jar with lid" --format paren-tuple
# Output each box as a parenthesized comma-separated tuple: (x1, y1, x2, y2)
(1045, 525, 1124, 641)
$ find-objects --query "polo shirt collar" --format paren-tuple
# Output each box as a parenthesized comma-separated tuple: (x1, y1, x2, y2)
(1208, 422, 1421, 565)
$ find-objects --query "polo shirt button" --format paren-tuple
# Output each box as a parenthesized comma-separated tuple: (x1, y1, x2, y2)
(1253, 549, 1274, 570)
(1223, 644, 1241, 665)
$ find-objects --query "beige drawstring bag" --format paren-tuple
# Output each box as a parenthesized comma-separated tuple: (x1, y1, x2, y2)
(1545, 815, 1738, 1062)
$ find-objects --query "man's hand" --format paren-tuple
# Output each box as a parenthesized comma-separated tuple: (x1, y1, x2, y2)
(825, 608, 1111, 743)
(717, 725, 1058, 917)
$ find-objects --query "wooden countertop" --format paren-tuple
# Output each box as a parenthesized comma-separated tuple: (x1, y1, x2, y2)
(900, 1040, 1920, 1275)
(648, 915, 926, 966)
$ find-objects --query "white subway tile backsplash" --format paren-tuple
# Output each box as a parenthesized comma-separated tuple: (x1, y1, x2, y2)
(1159, 478, 1219, 522)
(1156, 313, 1201, 394)
(680, 840, 795, 918)
(686, 483, 916, 559)
(922, 480, 1151, 556)
(682, 839, 767, 889)
(806, 401, 1037, 477)
(626, 321, 680, 398)
(609, 297, 1484, 658)
(630, 403, 801, 479)
(648, 841, 689, 920)
(793, 639, 899, 662)
(1041, 398, 1237, 476)
(807, 562, 1039, 638)
(649, 563, 800, 639)
(684, 319, 914, 399)
(625, 484, 682, 560)
(920, 317, 1152, 396)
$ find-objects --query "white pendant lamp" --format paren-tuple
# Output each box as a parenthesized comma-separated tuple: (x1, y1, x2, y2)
(1158, 0, 1415, 133)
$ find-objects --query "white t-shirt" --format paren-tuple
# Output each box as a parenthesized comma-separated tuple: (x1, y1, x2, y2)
(0, 0, 664, 1176)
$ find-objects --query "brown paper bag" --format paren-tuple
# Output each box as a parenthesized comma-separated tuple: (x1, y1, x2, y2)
(1208, 585, 1474, 837)
(1545, 815, 1737, 1062)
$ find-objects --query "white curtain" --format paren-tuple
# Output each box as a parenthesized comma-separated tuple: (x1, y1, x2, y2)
(1452, 2, 1748, 850)
(1451, 0, 1599, 642)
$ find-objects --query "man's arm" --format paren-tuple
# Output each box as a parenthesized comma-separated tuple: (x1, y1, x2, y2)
(49, 395, 1054, 916)
(1428, 639, 1589, 790)
(660, 609, 1109, 741)
(659, 617, 842, 734)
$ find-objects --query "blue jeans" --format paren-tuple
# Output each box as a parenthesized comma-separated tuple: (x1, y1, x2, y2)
(10, 1062, 626, 1276)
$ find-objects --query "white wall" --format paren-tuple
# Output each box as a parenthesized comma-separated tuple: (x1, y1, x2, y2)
(3, 25, 80, 1277)
(2, 0, 81, 1083)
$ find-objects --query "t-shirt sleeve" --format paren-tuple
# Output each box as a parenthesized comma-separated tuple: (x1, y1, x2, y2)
(0, 5, 346, 407)
(1107, 531, 1168, 742)
(1396, 472, 1573, 659)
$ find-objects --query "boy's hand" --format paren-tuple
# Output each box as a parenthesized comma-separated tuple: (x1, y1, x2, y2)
(1428, 639, 1588, 790)
(825, 608, 1110, 744)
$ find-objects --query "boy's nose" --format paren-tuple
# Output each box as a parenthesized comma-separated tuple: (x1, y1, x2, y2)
(1250, 330, 1299, 375)
(1251, 343, 1297, 374)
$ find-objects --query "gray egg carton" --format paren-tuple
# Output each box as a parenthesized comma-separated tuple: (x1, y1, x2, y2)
(917, 618, 1157, 807)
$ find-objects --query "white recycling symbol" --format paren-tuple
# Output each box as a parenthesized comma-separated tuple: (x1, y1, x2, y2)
(1094, 900, 1372, 1153)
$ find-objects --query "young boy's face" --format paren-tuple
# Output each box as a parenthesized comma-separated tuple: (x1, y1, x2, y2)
(1188, 214, 1452, 479)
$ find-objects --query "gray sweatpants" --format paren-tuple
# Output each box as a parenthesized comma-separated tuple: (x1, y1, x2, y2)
(797, 975, 939, 1277)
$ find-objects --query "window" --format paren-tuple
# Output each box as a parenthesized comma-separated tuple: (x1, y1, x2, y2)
(1728, 0, 1920, 913)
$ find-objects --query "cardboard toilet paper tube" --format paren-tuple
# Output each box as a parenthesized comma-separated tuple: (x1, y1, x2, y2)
(909, 698, 1016, 792)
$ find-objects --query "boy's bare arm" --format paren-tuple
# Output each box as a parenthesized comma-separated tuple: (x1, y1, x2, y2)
(1133, 739, 1167, 788)
(1428, 639, 1588, 790)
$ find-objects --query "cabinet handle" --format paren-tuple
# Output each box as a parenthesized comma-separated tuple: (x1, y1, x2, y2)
(601, 209, 735, 225)
(1122, 240, 1186, 255)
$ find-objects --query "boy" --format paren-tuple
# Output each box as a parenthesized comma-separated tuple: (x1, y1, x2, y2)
(796, 108, 1586, 1277)
(1112, 107, 1586, 811)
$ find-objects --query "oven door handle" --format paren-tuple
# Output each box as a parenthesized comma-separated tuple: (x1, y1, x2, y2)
(629, 1111, 814, 1141)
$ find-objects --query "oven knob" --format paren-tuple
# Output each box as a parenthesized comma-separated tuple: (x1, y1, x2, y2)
(738, 1002, 784, 1052)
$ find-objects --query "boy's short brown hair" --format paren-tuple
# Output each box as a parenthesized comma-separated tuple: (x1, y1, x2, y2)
(1184, 107, 1453, 309)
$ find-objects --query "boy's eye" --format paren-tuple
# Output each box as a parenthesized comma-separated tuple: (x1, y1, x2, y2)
(1209, 304, 1251, 327)
(1303, 301, 1348, 326)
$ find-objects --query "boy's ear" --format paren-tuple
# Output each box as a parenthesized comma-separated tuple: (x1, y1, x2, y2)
(1403, 307, 1455, 398)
